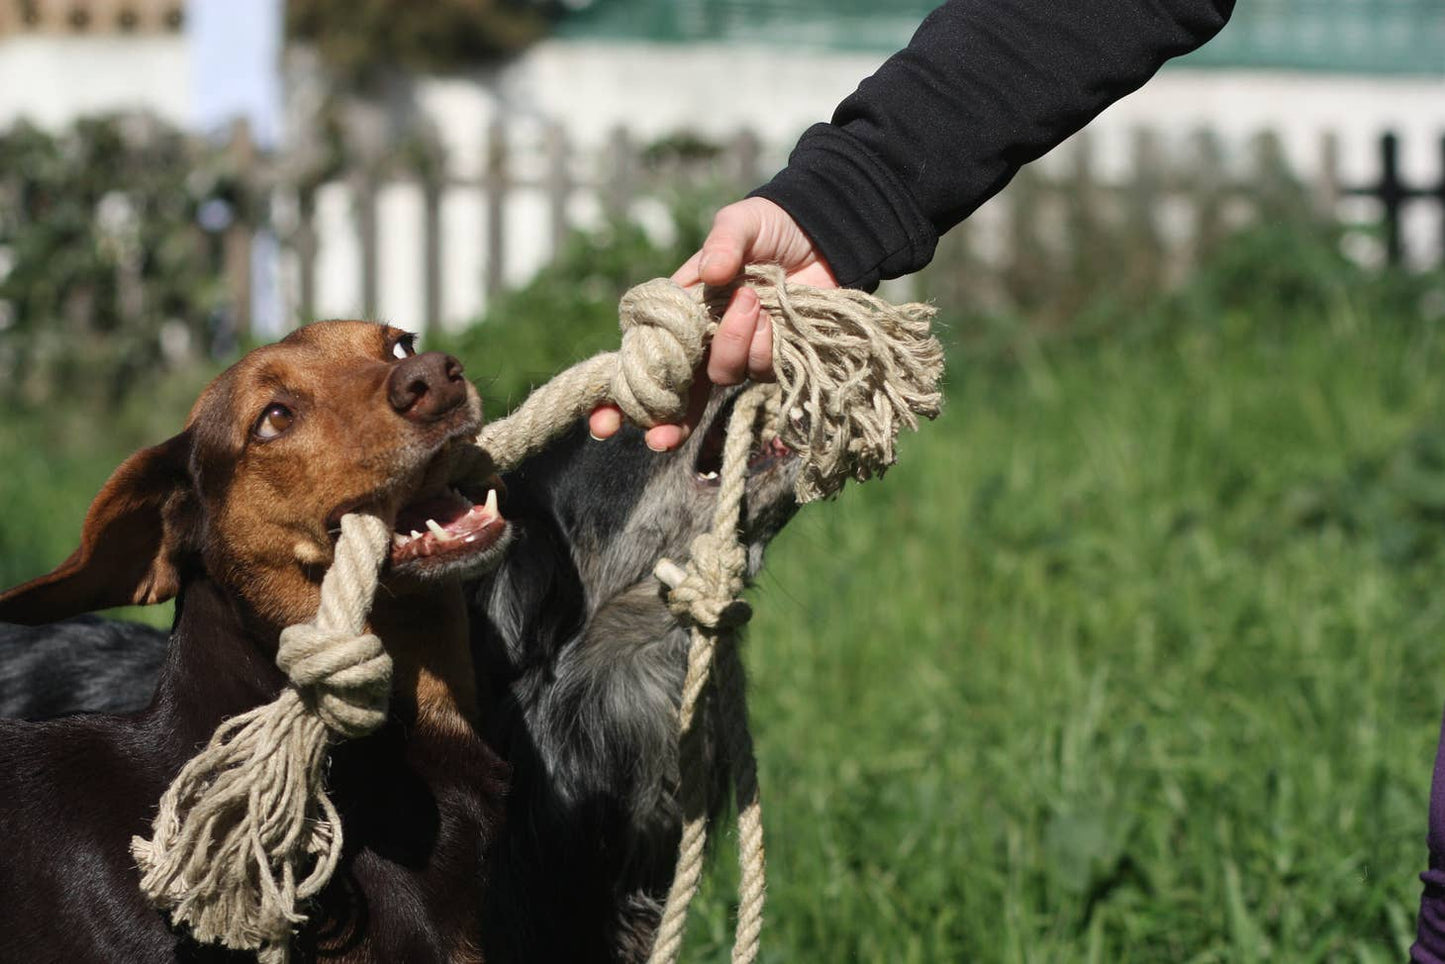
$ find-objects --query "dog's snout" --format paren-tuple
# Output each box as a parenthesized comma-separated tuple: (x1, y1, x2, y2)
(388, 352, 467, 422)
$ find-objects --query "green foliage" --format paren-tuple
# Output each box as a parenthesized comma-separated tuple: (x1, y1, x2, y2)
(0, 359, 220, 628)
(683, 274, 1445, 963)
(0, 115, 232, 405)
(287, 0, 558, 87)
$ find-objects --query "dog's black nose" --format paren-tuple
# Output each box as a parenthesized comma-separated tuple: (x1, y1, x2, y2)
(388, 351, 467, 422)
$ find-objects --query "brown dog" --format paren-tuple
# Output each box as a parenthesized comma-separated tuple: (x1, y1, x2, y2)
(0, 321, 510, 962)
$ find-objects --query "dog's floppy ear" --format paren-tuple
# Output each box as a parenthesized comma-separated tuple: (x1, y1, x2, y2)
(0, 431, 196, 625)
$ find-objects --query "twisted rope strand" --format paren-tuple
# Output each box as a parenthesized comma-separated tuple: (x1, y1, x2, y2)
(646, 626, 720, 964)
(649, 385, 772, 964)
(131, 514, 392, 963)
(717, 638, 765, 964)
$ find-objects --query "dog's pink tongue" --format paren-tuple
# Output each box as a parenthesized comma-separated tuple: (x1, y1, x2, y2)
(394, 491, 471, 534)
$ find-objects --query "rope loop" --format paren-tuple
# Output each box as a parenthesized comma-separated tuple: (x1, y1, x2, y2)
(131, 512, 392, 963)
(276, 627, 391, 738)
(664, 533, 752, 631)
(612, 278, 712, 427)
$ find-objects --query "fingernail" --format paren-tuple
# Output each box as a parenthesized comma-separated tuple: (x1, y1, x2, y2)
(589, 406, 621, 440)
(646, 437, 669, 453)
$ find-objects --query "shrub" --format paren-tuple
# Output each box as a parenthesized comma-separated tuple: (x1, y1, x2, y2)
(0, 115, 238, 406)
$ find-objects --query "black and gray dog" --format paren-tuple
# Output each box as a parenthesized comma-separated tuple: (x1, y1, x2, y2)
(0, 386, 799, 963)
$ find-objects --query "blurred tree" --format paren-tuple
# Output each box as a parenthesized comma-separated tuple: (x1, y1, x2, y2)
(286, 0, 560, 89)
(0, 115, 232, 406)
(282, 0, 564, 241)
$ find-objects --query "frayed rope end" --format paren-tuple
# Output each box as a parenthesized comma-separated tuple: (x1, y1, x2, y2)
(705, 266, 944, 504)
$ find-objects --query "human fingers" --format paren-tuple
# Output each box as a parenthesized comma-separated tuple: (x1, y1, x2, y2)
(791, 259, 841, 290)
(670, 250, 703, 288)
(695, 202, 762, 287)
(706, 286, 761, 387)
(588, 403, 624, 440)
(643, 371, 711, 452)
(747, 309, 774, 382)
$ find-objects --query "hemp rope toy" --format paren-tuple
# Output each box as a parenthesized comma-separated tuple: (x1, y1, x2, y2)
(646, 382, 777, 964)
(129, 264, 943, 963)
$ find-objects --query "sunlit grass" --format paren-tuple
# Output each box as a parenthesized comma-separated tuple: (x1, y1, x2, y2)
(689, 307, 1445, 962)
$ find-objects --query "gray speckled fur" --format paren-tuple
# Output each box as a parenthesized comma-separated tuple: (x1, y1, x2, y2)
(0, 615, 166, 719)
(475, 387, 799, 962)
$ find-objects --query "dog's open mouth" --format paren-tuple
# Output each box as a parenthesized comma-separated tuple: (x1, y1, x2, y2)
(388, 478, 512, 579)
(694, 393, 795, 485)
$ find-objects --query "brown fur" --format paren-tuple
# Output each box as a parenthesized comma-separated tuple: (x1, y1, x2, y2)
(0, 321, 507, 962)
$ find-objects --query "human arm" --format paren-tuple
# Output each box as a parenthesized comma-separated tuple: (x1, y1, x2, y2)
(591, 0, 1236, 447)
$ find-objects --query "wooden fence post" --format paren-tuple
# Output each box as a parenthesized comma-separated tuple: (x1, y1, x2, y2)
(733, 129, 761, 189)
(1123, 126, 1165, 295)
(1002, 162, 1047, 312)
(484, 118, 508, 300)
(294, 184, 318, 325)
(1435, 135, 1445, 263)
(1379, 131, 1406, 266)
(1189, 128, 1228, 263)
(1315, 130, 1341, 221)
(1350, 132, 1408, 266)
(224, 118, 256, 337)
(544, 121, 571, 258)
(1251, 129, 1307, 229)
(352, 170, 380, 317)
(422, 177, 442, 330)
(1063, 131, 1107, 300)
(604, 125, 635, 220)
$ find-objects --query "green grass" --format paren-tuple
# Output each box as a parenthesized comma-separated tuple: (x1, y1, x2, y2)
(3, 263, 1444, 961)
(686, 306, 1445, 962)
(0, 362, 218, 626)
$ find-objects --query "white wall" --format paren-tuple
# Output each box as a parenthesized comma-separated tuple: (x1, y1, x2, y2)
(0, 34, 190, 129)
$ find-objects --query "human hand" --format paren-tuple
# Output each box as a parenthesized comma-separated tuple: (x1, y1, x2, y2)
(589, 197, 838, 450)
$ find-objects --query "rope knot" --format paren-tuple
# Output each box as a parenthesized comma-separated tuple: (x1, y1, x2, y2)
(612, 278, 711, 427)
(276, 626, 392, 738)
(664, 532, 752, 630)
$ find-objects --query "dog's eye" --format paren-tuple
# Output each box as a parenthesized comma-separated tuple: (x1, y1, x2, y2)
(253, 403, 295, 441)
(391, 334, 416, 360)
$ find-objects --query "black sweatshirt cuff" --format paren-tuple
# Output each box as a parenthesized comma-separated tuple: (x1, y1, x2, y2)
(751, 123, 938, 292)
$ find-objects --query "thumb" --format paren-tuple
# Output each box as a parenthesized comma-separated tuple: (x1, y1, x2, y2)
(697, 203, 764, 286)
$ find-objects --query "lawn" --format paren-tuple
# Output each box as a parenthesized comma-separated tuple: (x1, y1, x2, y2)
(687, 303, 1445, 961)
(3, 255, 1443, 962)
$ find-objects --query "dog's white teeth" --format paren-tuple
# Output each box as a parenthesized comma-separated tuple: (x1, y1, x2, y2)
(410, 529, 423, 541)
(700, 470, 719, 480)
(425, 518, 455, 542)
(464, 534, 477, 543)
(483, 488, 499, 517)
(393, 533, 410, 548)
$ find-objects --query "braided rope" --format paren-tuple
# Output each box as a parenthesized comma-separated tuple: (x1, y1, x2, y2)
(130, 514, 392, 964)
(648, 386, 770, 964)
(134, 269, 941, 962)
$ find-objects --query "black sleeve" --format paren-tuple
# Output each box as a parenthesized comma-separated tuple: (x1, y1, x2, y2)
(751, 0, 1235, 290)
